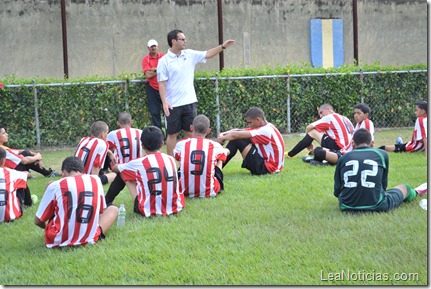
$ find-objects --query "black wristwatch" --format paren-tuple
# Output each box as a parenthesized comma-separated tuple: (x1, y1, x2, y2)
(221, 44, 226, 49)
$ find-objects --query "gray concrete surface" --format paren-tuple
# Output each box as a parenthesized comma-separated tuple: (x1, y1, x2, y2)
(0, 0, 426, 78)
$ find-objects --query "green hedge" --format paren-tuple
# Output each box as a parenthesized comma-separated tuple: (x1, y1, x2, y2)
(0, 63, 426, 148)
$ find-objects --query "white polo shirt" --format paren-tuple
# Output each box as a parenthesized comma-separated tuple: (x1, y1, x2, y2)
(157, 48, 207, 107)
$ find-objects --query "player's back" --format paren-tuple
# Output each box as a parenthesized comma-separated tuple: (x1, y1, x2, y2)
(174, 137, 227, 198)
(336, 147, 388, 209)
(74, 136, 108, 174)
(107, 127, 143, 164)
(118, 152, 185, 216)
(36, 174, 105, 248)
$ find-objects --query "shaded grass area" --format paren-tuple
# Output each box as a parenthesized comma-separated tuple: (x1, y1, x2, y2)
(0, 129, 427, 285)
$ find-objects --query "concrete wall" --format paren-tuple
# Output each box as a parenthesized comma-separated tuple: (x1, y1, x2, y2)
(0, 0, 426, 78)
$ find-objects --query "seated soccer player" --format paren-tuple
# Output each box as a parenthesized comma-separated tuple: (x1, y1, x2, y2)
(0, 124, 60, 178)
(74, 120, 117, 185)
(174, 114, 229, 198)
(34, 156, 118, 248)
(217, 107, 285, 175)
(112, 126, 185, 217)
(287, 104, 354, 166)
(353, 103, 375, 147)
(333, 128, 425, 213)
(0, 147, 35, 223)
(379, 100, 427, 156)
(104, 112, 143, 205)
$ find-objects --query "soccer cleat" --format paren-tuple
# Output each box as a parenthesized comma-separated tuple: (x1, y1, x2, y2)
(302, 156, 314, 163)
(309, 160, 330, 166)
(284, 151, 296, 158)
(46, 171, 62, 178)
(414, 183, 427, 196)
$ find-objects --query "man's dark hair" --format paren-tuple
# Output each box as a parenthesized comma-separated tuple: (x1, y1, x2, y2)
(353, 128, 372, 146)
(416, 100, 427, 114)
(0, 147, 6, 159)
(61, 156, 84, 173)
(0, 124, 4, 131)
(354, 103, 371, 115)
(167, 29, 183, 48)
(141, 126, 164, 152)
(192, 115, 210, 134)
(244, 107, 265, 120)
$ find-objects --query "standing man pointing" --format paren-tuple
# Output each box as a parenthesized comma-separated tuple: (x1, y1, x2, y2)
(157, 29, 235, 156)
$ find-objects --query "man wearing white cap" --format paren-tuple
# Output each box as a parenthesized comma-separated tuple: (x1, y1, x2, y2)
(142, 39, 166, 132)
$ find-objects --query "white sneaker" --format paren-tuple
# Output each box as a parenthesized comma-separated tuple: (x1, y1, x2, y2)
(415, 183, 427, 195)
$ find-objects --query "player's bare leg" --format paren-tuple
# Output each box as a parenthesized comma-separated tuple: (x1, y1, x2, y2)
(166, 132, 179, 156)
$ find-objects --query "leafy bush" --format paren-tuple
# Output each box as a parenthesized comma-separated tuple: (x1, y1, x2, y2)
(0, 63, 426, 148)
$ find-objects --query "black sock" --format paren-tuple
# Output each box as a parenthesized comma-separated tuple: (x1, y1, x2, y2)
(288, 134, 314, 157)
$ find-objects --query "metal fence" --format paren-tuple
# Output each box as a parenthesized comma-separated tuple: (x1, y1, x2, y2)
(2, 69, 426, 148)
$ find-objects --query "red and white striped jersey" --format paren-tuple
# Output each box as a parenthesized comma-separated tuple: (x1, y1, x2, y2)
(118, 152, 185, 217)
(406, 116, 427, 152)
(174, 137, 228, 198)
(0, 146, 23, 169)
(74, 137, 109, 175)
(248, 123, 285, 173)
(35, 174, 105, 248)
(355, 119, 375, 141)
(107, 127, 143, 164)
(312, 113, 354, 154)
(0, 167, 28, 223)
(342, 118, 376, 153)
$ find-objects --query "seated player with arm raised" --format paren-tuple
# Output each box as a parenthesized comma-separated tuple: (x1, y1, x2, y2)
(217, 107, 285, 175)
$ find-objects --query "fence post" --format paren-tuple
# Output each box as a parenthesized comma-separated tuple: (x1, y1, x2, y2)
(124, 79, 129, 111)
(359, 68, 364, 103)
(32, 80, 41, 150)
(286, 73, 291, 133)
(215, 73, 221, 135)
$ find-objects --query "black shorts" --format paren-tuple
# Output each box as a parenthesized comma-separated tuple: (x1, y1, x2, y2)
(320, 134, 341, 153)
(166, 103, 197, 135)
(241, 146, 269, 175)
(98, 225, 106, 240)
(98, 173, 108, 185)
(134, 196, 141, 215)
(214, 166, 224, 191)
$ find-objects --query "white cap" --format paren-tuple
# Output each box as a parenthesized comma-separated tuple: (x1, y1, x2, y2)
(147, 39, 158, 47)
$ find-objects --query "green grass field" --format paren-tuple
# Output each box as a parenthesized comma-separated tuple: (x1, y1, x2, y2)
(0, 129, 427, 285)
